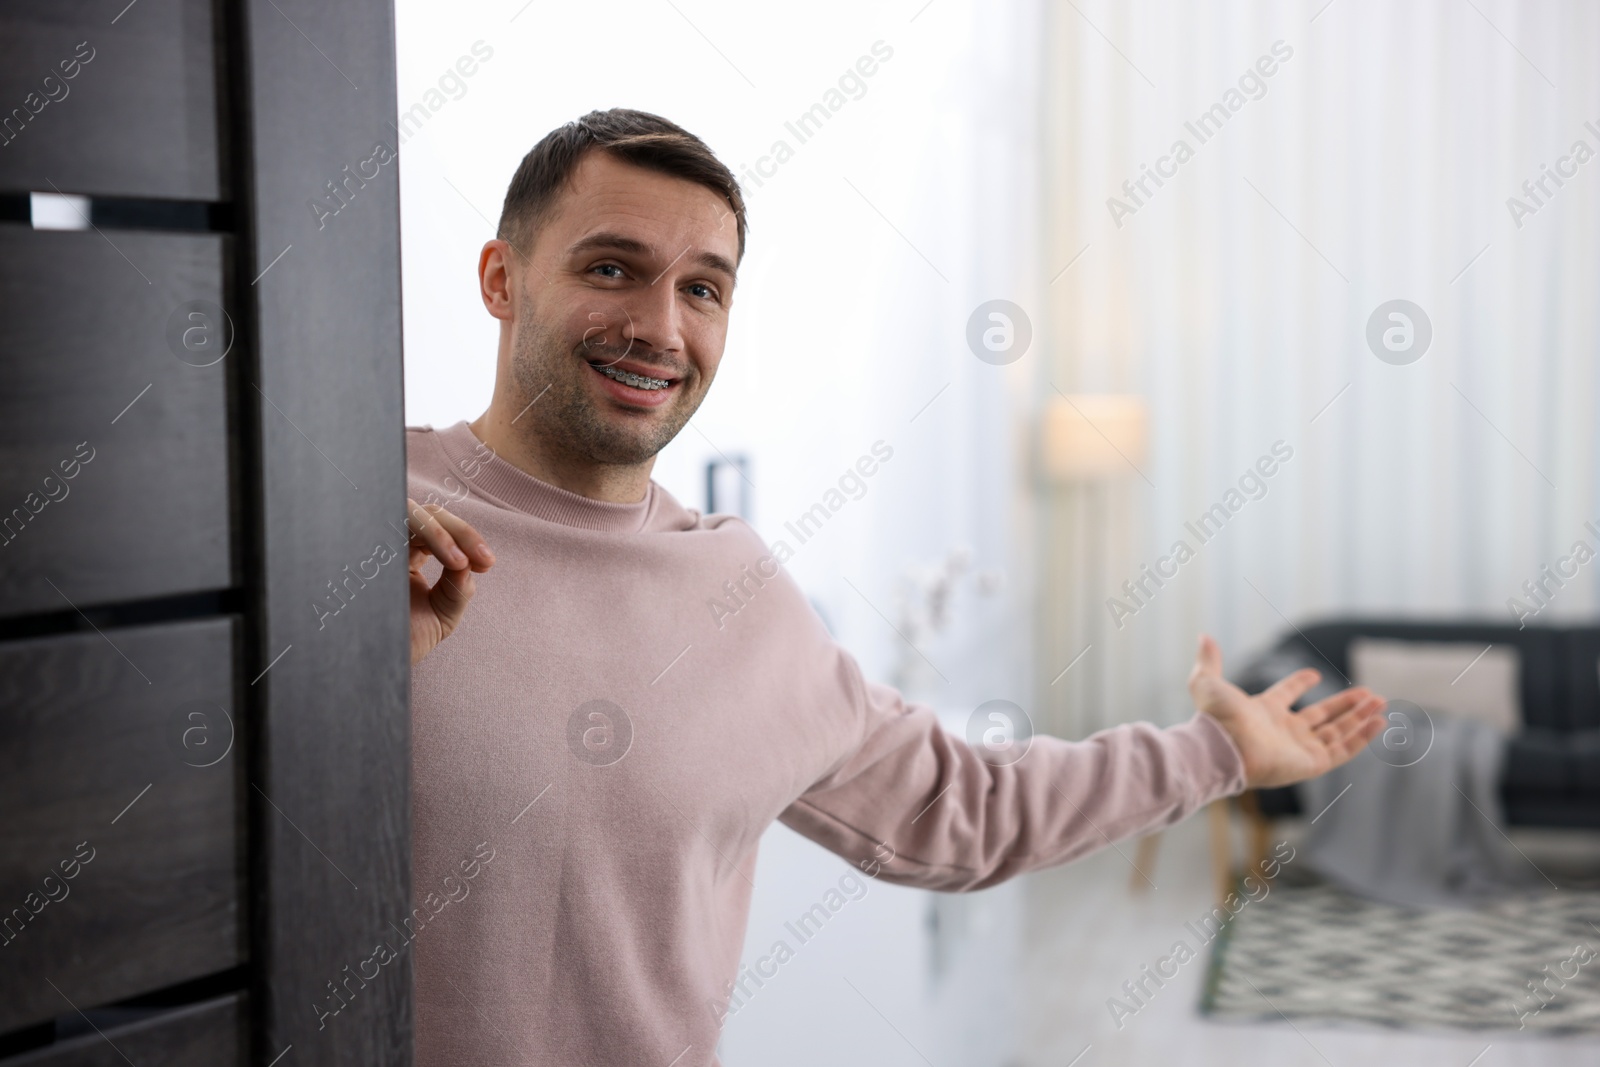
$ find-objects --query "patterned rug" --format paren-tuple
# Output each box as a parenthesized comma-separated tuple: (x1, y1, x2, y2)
(1201, 868, 1600, 1033)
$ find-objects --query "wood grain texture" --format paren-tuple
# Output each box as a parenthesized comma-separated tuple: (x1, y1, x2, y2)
(0, 228, 233, 619)
(0, 619, 243, 1034)
(237, 0, 412, 1061)
(0, 0, 223, 200)
(0, 994, 244, 1067)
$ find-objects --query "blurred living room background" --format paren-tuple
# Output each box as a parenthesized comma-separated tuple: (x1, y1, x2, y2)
(392, 0, 1600, 1064)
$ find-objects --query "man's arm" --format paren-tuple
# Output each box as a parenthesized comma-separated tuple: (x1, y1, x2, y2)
(779, 638, 1384, 893)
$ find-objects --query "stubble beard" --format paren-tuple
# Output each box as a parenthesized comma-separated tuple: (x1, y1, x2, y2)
(508, 309, 703, 468)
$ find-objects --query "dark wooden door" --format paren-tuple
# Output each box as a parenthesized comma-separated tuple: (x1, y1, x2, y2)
(0, 2, 411, 1064)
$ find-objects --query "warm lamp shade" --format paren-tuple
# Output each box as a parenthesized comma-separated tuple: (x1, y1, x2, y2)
(1041, 394, 1148, 481)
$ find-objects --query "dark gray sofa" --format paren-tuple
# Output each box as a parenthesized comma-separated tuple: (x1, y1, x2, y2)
(1234, 619, 1600, 829)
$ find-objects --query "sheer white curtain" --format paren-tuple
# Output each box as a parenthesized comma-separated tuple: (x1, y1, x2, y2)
(1040, 0, 1600, 735)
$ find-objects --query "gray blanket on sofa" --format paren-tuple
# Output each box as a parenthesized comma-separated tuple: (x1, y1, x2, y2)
(1297, 712, 1546, 908)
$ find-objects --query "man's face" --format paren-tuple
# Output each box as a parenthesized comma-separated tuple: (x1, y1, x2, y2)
(504, 151, 738, 467)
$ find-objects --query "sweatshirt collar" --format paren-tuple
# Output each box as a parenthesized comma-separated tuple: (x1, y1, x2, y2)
(435, 420, 657, 533)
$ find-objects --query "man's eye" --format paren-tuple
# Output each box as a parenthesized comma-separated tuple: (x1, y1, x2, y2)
(687, 283, 716, 301)
(592, 264, 624, 279)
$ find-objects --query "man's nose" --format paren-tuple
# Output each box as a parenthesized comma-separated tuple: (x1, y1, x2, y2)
(616, 280, 685, 355)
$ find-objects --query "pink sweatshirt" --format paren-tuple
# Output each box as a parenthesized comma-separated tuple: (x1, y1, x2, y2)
(405, 420, 1246, 1066)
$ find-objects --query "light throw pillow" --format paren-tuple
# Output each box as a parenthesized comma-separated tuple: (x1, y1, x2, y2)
(1348, 638, 1521, 733)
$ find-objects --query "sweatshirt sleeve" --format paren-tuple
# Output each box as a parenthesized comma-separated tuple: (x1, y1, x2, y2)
(777, 655, 1248, 892)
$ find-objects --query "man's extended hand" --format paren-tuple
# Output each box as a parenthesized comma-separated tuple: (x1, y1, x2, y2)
(1187, 633, 1386, 789)
(407, 498, 495, 664)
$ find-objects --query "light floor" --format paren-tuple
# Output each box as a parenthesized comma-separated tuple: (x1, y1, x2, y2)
(1015, 811, 1600, 1067)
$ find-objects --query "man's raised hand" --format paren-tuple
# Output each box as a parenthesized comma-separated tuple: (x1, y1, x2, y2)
(407, 498, 494, 664)
(1187, 633, 1386, 789)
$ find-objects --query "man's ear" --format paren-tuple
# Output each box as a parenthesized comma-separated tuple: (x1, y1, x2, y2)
(478, 240, 516, 322)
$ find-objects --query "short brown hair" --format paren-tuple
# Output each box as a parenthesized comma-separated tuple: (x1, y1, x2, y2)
(496, 108, 747, 265)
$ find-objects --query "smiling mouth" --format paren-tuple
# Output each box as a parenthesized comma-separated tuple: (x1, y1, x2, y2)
(593, 363, 672, 391)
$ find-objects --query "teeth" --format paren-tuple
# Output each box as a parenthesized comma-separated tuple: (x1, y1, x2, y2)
(597, 364, 671, 390)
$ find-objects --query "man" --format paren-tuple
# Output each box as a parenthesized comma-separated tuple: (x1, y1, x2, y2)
(403, 108, 1384, 1065)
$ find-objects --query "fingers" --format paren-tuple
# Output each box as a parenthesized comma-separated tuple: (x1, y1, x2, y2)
(1324, 710, 1385, 764)
(1261, 666, 1323, 708)
(431, 505, 494, 570)
(1186, 633, 1224, 693)
(407, 504, 484, 664)
(1298, 686, 1376, 728)
(429, 565, 476, 637)
(1313, 695, 1386, 759)
(406, 498, 494, 572)
(407, 498, 465, 568)
(1352, 711, 1386, 752)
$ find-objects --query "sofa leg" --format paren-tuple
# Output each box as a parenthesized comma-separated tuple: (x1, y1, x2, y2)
(1129, 832, 1161, 892)
(1208, 798, 1234, 905)
(1238, 789, 1271, 879)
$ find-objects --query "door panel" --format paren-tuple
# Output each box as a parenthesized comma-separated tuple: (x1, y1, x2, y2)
(0, 620, 242, 1034)
(0, 229, 232, 618)
(0, 0, 223, 200)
